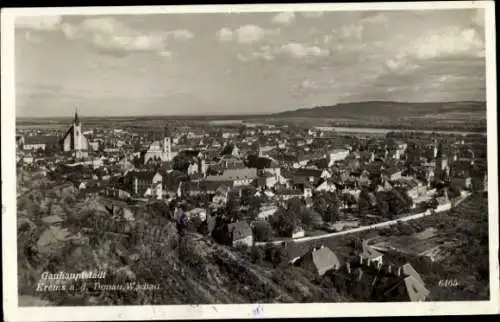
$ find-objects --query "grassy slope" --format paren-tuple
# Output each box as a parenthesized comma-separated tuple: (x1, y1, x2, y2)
(17, 177, 349, 306)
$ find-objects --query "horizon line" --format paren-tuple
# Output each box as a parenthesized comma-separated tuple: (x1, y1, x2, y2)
(16, 99, 487, 119)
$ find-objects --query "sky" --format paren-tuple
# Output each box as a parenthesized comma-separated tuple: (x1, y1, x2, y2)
(15, 8, 486, 117)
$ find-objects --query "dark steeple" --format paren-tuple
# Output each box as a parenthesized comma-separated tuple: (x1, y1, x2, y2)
(74, 109, 80, 125)
(164, 124, 172, 138)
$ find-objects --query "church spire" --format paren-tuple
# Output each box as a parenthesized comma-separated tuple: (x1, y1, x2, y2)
(74, 109, 80, 125)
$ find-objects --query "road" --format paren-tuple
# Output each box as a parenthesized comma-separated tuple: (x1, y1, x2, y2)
(255, 192, 471, 246)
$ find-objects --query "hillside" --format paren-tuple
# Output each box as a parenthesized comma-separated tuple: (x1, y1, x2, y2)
(17, 177, 350, 306)
(274, 101, 486, 118)
(272, 101, 487, 131)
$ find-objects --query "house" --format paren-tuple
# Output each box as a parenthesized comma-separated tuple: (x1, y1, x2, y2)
(292, 226, 305, 239)
(257, 204, 278, 220)
(185, 208, 207, 221)
(435, 196, 451, 212)
(117, 157, 135, 172)
(290, 168, 331, 186)
(328, 149, 350, 166)
(315, 179, 336, 193)
(179, 180, 226, 197)
(256, 172, 278, 189)
(384, 263, 430, 302)
(227, 222, 253, 247)
(360, 240, 383, 265)
(275, 188, 303, 201)
(295, 245, 343, 276)
(124, 171, 163, 199)
(211, 185, 231, 206)
(385, 166, 403, 181)
(22, 135, 60, 152)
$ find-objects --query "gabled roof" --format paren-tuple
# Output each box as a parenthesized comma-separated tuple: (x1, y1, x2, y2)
(206, 168, 258, 181)
(361, 241, 383, 260)
(24, 135, 60, 145)
(404, 276, 430, 302)
(298, 246, 343, 274)
(228, 222, 252, 241)
(41, 215, 64, 225)
(37, 226, 71, 248)
(292, 168, 324, 178)
(124, 170, 160, 182)
(402, 263, 425, 286)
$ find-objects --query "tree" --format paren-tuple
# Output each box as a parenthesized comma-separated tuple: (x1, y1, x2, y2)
(226, 196, 242, 221)
(264, 244, 288, 267)
(312, 191, 339, 223)
(298, 208, 323, 229)
(269, 207, 298, 238)
(253, 221, 273, 242)
(250, 247, 265, 264)
(358, 189, 372, 215)
(173, 154, 191, 173)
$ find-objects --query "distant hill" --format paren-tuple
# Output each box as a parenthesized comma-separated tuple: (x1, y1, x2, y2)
(273, 101, 487, 119)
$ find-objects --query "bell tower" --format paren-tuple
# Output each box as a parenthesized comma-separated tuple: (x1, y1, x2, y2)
(163, 124, 172, 154)
(73, 110, 83, 158)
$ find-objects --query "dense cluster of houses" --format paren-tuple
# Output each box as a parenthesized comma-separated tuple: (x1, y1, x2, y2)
(17, 116, 487, 238)
(17, 115, 487, 302)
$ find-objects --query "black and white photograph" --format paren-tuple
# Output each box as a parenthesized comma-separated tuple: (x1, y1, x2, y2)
(2, 2, 499, 321)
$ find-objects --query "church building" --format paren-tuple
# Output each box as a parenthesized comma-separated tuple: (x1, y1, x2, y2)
(143, 125, 178, 164)
(61, 111, 91, 159)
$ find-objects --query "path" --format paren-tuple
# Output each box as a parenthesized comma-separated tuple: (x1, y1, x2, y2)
(255, 192, 472, 246)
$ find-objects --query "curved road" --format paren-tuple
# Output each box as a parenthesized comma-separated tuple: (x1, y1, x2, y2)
(255, 192, 471, 246)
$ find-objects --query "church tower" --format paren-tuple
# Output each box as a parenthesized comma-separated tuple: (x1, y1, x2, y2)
(62, 109, 89, 160)
(163, 124, 172, 154)
(73, 110, 83, 158)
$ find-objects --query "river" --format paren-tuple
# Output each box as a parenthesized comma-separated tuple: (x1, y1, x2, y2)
(313, 126, 486, 136)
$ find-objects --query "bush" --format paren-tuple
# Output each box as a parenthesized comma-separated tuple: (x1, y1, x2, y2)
(250, 247, 265, 264)
(253, 221, 273, 242)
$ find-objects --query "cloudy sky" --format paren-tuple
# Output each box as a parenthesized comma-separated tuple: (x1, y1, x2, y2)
(15, 8, 486, 117)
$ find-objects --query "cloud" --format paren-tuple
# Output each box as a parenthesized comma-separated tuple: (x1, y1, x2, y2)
(407, 26, 484, 60)
(360, 13, 389, 25)
(278, 42, 330, 58)
(158, 51, 173, 59)
(16, 16, 62, 31)
(385, 54, 419, 74)
(236, 45, 276, 62)
(236, 42, 329, 62)
(300, 12, 324, 19)
(299, 78, 336, 91)
(271, 12, 296, 25)
(57, 17, 193, 56)
(166, 29, 194, 41)
(339, 24, 363, 40)
(217, 25, 279, 44)
(216, 27, 233, 42)
(24, 31, 42, 44)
